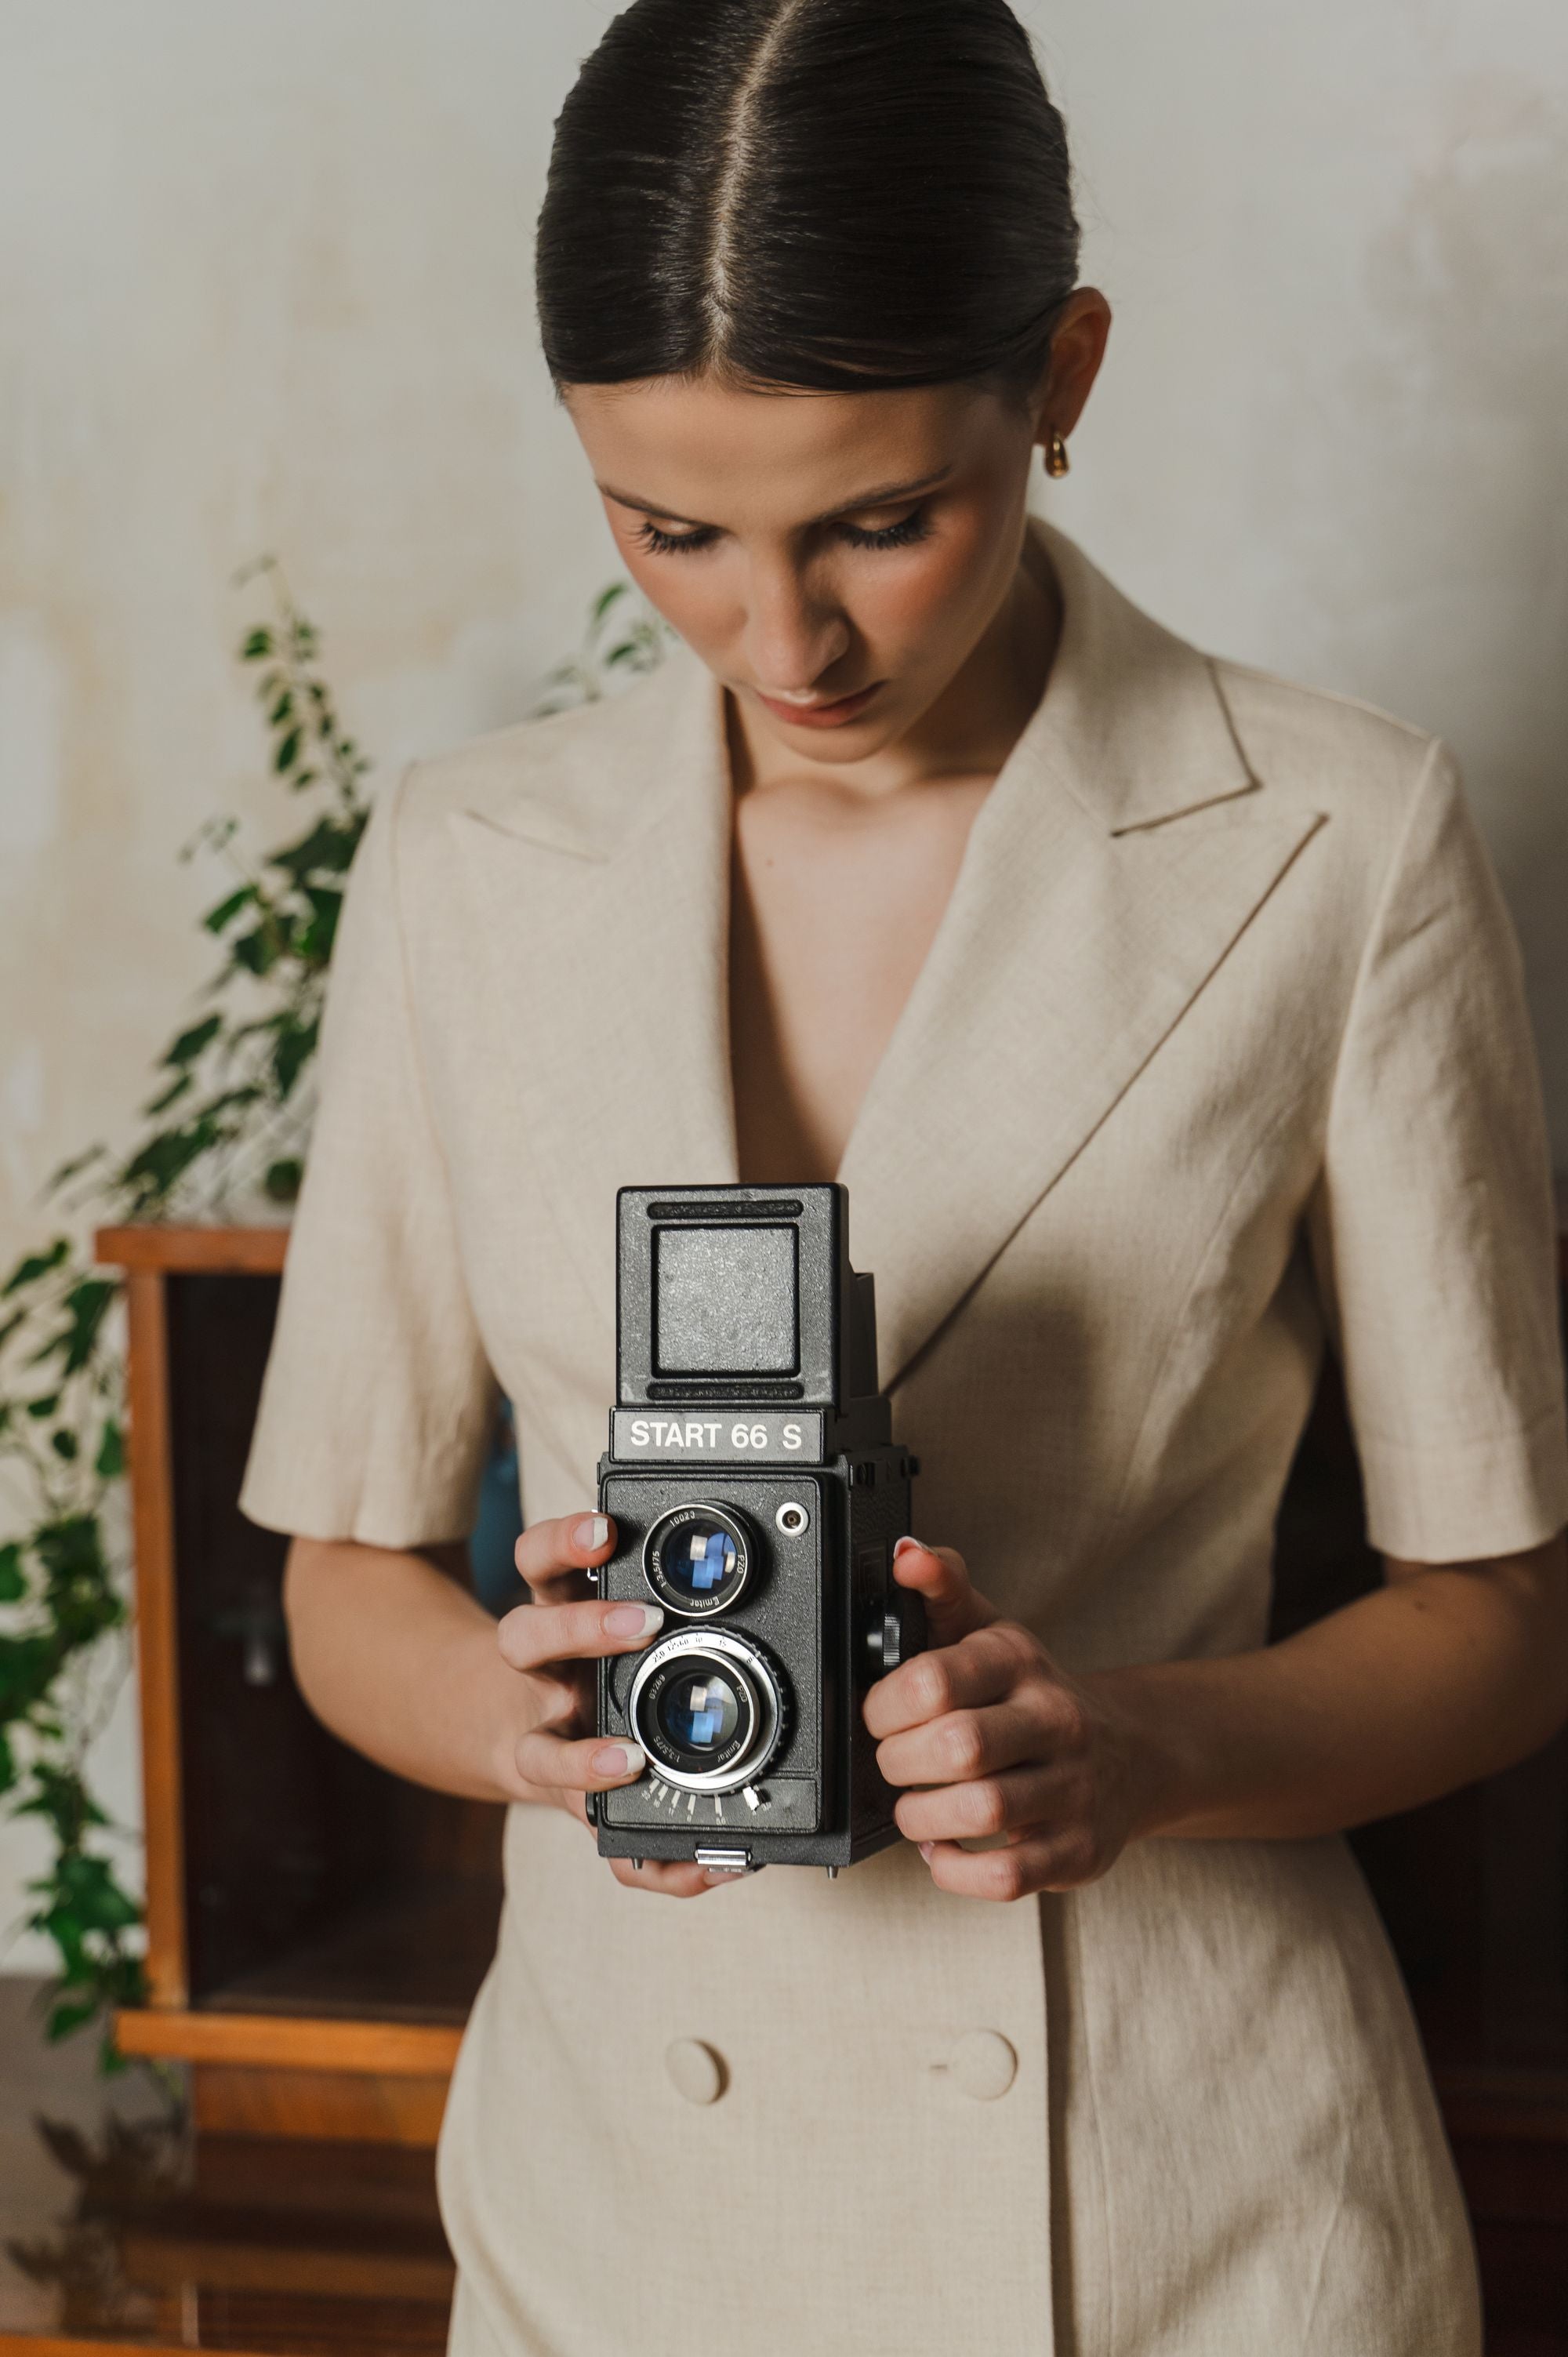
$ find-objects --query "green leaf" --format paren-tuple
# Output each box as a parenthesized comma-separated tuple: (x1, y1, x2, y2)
(94, 1422, 124, 1479)
(297, 886, 341, 964)
(44, 1144, 107, 1194)
(268, 692, 294, 726)
(26, 1394, 60, 1418)
(3, 1239, 69, 1297)
(0, 1728, 14, 1796)
(266, 815, 363, 882)
(53, 1851, 140, 1934)
(163, 1013, 223, 1066)
(241, 626, 274, 659)
(272, 1017, 319, 1102)
(142, 1072, 192, 1118)
(592, 581, 630, 623)
(28, 1278, 117, 1377)
(51, 1429, 78, 1462)
(0, 1305, 30, 1354)
(0, 1543, 25, 1603)
(263, 1157, 303, 1203)
(274, 726, 302, 774)
(0, 1634, 65, 1720)
(202, 885, 256, 936)
(230, 924, 281, 976)
(45, 1996, 100, 2043)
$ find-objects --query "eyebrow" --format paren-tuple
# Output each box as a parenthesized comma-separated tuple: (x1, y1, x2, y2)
(594, 463, 954, 532)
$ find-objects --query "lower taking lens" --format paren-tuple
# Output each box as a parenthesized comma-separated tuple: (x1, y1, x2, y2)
(658, 1669, 741, 1755)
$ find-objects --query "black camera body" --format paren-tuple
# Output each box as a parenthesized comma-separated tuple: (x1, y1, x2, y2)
(588, 1183, 924, 1876)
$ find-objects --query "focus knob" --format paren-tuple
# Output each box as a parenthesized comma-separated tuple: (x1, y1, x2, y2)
(866, 1589, 926, 1677)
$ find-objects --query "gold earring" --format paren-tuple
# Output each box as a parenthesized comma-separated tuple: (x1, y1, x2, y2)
(1044, 427, 1070, 479)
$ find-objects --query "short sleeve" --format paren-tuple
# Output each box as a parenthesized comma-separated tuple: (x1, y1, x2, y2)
(1305, 738, 1568, 1563)
(239, 764, 499, 1549)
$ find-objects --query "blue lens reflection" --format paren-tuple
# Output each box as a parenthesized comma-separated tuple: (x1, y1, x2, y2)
(662, 1519, 739, 1602)
(658, 1670, 741, 1756)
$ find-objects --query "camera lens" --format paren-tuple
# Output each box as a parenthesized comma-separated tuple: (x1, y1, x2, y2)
(656, 1666, 742, 1757)
(644, 1504, 751, 1617)
(628, 1630, 786, 1792)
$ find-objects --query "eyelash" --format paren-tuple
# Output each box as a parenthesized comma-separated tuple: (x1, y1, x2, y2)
(632, 506, 932, 558)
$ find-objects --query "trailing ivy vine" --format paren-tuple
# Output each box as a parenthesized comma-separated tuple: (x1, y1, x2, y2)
(0, 565, 672, 2068)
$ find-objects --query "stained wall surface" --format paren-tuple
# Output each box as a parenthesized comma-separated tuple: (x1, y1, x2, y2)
(2, 0, 1565, 1965)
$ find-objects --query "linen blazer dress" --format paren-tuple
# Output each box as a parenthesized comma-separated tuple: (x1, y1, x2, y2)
(240, 515, 1568, 2357)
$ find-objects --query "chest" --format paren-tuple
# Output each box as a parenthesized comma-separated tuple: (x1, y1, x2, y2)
(727, 772, 994, 1183)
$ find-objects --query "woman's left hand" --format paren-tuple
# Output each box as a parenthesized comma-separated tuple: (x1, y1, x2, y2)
(865, 1537, 1157, 1900)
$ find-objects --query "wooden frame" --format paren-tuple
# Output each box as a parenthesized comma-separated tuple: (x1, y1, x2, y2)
(96, 1224, 500, 2145)
(99, 1227, 289, 2017)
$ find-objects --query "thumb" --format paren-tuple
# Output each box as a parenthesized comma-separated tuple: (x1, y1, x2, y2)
(891, 1535, 997, 1645)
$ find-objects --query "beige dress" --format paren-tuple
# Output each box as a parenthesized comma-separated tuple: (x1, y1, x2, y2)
(240, 516, 1568, 2356)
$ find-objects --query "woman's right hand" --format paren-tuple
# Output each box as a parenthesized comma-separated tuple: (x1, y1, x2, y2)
(495, 1512, 724, 1898)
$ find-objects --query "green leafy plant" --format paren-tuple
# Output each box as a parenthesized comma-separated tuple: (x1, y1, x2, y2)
(0, 558, 672, 2067)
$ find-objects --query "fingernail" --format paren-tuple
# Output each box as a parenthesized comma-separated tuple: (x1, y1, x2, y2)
(590, 1741, 645, 1778)
(919, 1841, 935, 1861)
(604, 1602, 664, 1638)
(575, 1514, 610, 1552)
(893, 1535, 922, 1558)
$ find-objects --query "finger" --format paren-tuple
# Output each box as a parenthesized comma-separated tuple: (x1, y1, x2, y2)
(893, 1760, 1076, 1846)
(514, 1513, 619, 1601)
(497, 1594, 663, 1675)
(917, 1825, 1102, 1901)
(608, 1855, 735, 1898)
(864, 1620, 1035, 1739)
(559, 1796, 728, 1897)
(513, 1727, 651, 1795)
(890, 1537, 997, 1645)
(876, 1694, 1045, 1790)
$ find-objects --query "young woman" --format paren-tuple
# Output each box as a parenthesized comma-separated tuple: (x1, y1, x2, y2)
(241, 4, 1568, 2351)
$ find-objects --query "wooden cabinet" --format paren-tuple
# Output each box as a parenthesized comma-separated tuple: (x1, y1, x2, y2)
(98, 1227, 503, 2146)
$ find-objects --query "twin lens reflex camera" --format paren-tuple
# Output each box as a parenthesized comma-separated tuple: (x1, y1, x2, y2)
(586, 1184, 924, 1877)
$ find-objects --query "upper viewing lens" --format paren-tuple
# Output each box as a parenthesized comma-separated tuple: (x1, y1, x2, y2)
(645, 1505, 751, 1615)
(667, 1519, 738, 1599)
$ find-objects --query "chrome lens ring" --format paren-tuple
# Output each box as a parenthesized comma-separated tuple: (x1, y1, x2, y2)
(628, 1629, 785, 1794)
(642, 1502, 753, 1618)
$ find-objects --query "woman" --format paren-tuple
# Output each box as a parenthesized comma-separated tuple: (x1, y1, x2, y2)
(240, 4, 1568, 2351)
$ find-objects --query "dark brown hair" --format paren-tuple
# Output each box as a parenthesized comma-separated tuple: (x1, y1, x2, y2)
(535, 0, 1080, 405)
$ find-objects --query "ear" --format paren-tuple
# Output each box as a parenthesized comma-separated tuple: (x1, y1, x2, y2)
(1029, 287, 1113, 457)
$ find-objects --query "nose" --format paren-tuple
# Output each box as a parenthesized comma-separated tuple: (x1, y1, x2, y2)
(742, 555, 850, 695)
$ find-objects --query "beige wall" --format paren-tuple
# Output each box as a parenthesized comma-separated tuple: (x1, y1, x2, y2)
(2, 0, 1565, 1964)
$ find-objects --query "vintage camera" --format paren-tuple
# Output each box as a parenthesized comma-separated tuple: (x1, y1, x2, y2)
(586, 1184, 924, 1876)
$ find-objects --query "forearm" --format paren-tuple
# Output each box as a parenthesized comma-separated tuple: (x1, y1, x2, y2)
(282, 1534, 529, 1803)
(1098, 1531, 1568, 1843)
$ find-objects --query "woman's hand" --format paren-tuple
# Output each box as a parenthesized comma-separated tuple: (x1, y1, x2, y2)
(497, 1513, 725, 1898)
(865, 1537, 1158, 1901)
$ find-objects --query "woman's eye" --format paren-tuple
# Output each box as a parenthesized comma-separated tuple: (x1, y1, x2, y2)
(633, 519, 718, 557)
(838, 506, 931, 551)
(632, 505, 932, 557)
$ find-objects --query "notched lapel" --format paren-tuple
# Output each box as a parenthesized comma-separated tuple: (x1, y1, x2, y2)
(439, 521, 1326, 1397)
(840, 521, 1328, 1391)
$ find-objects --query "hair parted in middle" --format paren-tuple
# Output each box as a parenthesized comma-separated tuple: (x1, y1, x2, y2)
(535, 0, 1080, 407)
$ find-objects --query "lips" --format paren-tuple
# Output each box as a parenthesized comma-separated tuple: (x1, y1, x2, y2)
(754, 681, 883, 728)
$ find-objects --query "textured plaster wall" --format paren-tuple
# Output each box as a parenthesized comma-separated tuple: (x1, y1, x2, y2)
(2, 0, 1565, 1965)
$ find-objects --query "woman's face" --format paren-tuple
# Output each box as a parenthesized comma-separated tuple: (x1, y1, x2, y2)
(561, 372, 1056, 764)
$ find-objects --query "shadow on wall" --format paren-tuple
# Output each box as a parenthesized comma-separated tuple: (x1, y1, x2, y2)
(1279, 71, 1568, 1149)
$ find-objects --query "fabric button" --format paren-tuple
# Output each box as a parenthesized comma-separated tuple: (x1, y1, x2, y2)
(665, 2038, 726, 2105)
(950, 2029, 1017, 2101)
